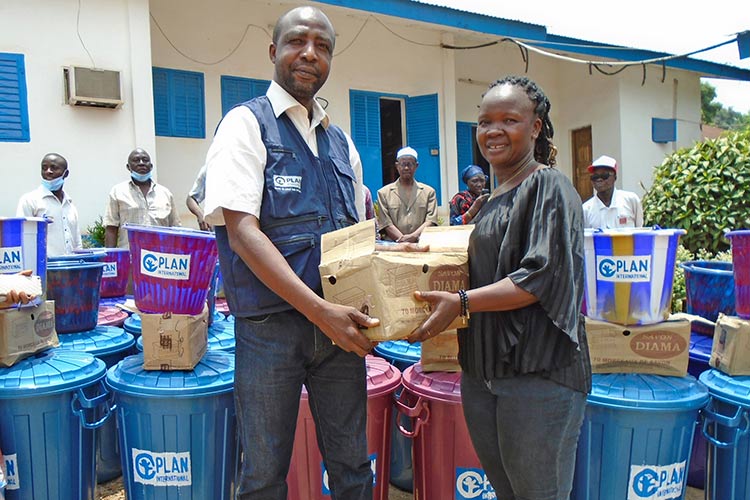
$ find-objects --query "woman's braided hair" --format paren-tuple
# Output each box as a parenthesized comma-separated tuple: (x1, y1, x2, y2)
(485, 75, 557, 167)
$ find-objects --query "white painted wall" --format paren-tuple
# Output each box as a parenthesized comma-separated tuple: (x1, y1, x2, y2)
(0, 0, 154, 232)
(1, 0, 710, 235)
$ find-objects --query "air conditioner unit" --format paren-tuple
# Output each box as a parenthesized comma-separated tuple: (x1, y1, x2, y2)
(63, 66, 123, 109)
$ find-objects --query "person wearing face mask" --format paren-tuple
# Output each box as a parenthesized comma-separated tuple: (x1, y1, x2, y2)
(104, 148, 181, 248)
(582, 155, 643, 229)
(16, 153, 82, 256)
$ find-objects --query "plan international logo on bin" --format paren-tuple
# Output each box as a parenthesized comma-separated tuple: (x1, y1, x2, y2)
(140, 250, 191, 280)
(102, 261, 118, 278)
(132, 448, 192, 486)
(628, 461, 685, 500)
(596, 256, 651, 282)
(0, 246, 23, 273)
(455, 468, 496, 499)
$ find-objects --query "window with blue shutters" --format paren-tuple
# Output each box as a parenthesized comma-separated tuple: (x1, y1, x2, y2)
(406, 93, 441, 200)
(456, 121, 475, 190)
(152, 67, 205, 138)
(0, 53, 30, 142)
(349, 90, 384, 193)
(220, 76, 270, 116)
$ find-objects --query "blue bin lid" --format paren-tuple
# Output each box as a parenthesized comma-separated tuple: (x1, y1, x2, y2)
(106, 351, 234, 397)
(373, 340, 421, 365)
(123, 313, 142, 334)
(699, 369, 750, 407)
(99, 296, 132, 308)
(689, 333, 713, 364)
(208, 321, 235, 351)
(57, 326, 135, 358)
(588, 373, 709, 410)
(0, 350, 106, 398)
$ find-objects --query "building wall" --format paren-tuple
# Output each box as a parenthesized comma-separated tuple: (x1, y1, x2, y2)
(0, 0, 154, 231)
(0, 0, 709, 234)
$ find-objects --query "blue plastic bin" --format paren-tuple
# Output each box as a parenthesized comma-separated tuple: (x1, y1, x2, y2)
(373, 340, 420, 491)
(57, 326, 135, 483)
(0, 350, 111, 500)
(106, 351, 238, 499)
(686, 333, 714, 488)
(699, 369, 750, 500)
(572, 373, 709, 499)
(681, 260, 735, 335)
(123, 313, 142, 339)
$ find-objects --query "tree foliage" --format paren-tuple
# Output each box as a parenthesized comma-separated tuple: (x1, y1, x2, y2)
(701, 81, 750, 131)
(642, 129, 750, 255)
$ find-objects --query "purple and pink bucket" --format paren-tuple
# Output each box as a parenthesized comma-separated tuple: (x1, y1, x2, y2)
(125, 224, 218, 315)
(98, 248, 131, 298)
(726, 230, 750, 319)
(0, 217, 48, 294)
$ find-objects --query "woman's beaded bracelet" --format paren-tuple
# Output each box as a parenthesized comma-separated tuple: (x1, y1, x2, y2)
(457, 289, 470, 319)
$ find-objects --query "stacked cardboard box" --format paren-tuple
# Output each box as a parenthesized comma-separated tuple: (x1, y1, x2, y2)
(0, 300, 59, 367)
(709, 314, 750, 376)
(320, 220, 471, 372)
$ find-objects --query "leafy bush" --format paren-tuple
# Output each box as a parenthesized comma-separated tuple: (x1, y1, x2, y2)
(642, 129, 750, 255)
(83, 216, 105, 248)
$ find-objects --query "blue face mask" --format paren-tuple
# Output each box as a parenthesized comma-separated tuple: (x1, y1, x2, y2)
(41, 176, 65, 192)
(130, 170, 152, 183)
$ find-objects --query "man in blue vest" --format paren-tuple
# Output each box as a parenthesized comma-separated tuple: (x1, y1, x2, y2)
(203, 6, 378, 500)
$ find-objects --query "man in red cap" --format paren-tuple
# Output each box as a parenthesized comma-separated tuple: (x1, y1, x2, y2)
(582, 155, 643, 228)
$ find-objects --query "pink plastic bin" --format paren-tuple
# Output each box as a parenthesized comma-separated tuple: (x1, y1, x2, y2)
(126, 224, 218, 315)
(287, 356, 401, 500)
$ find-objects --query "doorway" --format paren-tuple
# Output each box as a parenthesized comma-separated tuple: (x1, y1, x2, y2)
(379, 98, 405, 186)
(572, 126, 593, 201)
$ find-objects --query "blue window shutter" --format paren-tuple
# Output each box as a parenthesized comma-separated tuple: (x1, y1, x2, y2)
(220, 76, 270, 116)
(152, 68, 170, 136)
(0, 53, 30, 142)
(349, 90, 383, 193)
(406, 93, 440, 200)
(152, 67, 205, 138)
(456, 121, 475, 190)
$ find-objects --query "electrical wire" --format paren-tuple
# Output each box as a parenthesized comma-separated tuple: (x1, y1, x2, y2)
(150, 12, 271, 66)
(76, 0, 96, 68)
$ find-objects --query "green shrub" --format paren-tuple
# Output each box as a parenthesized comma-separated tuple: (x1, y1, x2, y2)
(83, 216, 105, 248)
(642, 129, 750, 255)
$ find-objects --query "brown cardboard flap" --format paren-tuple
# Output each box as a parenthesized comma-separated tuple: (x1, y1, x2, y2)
(421, 330, 461, 372)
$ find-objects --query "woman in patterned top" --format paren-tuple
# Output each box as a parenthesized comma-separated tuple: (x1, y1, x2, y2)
(449, 165, 489, 225)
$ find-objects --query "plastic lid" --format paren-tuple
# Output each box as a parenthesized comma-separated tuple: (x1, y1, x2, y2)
(49, 250, 107, 262)
(301, 355, 401, 399)
(98, 304, 129, 327)
(105, 351, 234, 397)
(99, 296, 132, 307)
(699, 369, 750, 407)
(0, 350, 106, 398)
(586, 228, 686, 237)
(365, 355, 401, 397)
(587, 373, 709, 410)
(689, 333, 713, 364)
(401, 362, 462, 403)
(57, 326, 135, 358)
(47, 260, 104, 270)
(725, 229, 750, 239)
(374, 340, 421, 365)
(207, 321, 235, 351)
(123, 314, 142, 334)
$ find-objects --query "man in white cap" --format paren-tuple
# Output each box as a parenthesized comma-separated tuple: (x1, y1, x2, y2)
(376, 146, 438, 242)
(582, 155, 643, 229)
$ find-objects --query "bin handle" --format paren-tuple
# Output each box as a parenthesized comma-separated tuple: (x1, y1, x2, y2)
(701, 400, 750, 449)
(71, 381, 116, 430)
(394, 391, 429, 439)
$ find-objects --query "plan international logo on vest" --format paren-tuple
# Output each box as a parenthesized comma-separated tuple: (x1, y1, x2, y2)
(596, 255, 651, 282)
(140, 250, 191, 280)
(273, 174, 302, 193)
(0, 246, 23, 273)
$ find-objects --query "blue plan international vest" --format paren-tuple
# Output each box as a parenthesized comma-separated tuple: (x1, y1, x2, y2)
(215, 97, 359, 317)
